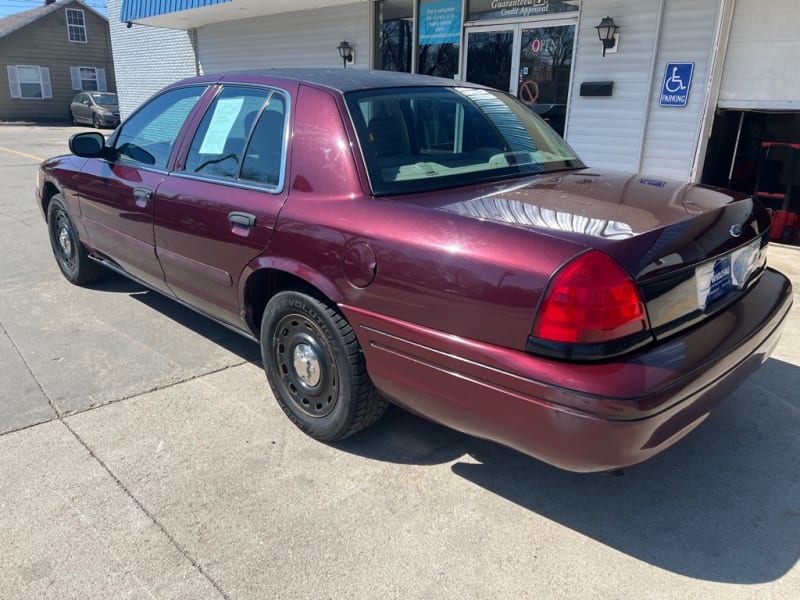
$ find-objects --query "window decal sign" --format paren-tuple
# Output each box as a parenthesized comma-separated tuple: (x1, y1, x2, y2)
(199, 97, 244, 154)
(419, 0, 462, 45)
(660, 62, 694, 107)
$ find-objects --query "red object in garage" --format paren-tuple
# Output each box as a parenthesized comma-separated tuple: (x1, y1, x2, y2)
(769, 209, 798, 243)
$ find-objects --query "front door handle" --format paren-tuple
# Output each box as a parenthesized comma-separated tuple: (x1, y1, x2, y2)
(133, 187, 152, 208)
(228, 211, 257, 228)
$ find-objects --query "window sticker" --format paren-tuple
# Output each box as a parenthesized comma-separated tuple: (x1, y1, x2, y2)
(199, 97, 245, 154)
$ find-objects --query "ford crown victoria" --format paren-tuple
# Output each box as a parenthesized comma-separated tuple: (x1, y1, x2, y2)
(36, 70, 792, 472)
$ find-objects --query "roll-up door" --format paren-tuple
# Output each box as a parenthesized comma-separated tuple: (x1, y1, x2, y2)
(718, 0, 800, 110)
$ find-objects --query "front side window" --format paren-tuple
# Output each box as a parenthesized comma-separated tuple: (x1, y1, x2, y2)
(71, 66, 106, 92)
(66, 9, 87, 43)
(7, 65, 52, 99)
(184, 86, 287, 188)
(114, 86, 204, 169)
(346, 86, 583, 195)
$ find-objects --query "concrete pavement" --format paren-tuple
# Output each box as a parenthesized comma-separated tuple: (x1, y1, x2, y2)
(1, 124, 799, 599)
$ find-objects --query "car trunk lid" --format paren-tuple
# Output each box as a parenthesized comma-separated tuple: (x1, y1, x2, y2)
(434, 169, 770, 356)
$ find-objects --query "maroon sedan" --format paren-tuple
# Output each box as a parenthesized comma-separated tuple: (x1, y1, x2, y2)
(36, 70, 792, 472)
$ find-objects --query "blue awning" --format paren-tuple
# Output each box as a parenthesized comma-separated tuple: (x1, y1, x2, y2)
(120, 0, 231, 23)
(120, 0, 356, 29)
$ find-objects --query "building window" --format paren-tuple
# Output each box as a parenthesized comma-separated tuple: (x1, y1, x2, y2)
(6, 65, 52, 99)
(375, 0, 414, 73)
(71, 66, 107, 92)
(66, 9, 87, 43)
(418, 0, 461, 78)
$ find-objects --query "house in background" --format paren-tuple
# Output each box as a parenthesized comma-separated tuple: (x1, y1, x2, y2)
(0, 0, 116, 122)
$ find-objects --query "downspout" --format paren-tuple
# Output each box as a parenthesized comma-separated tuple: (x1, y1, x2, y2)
(368, 0, 377, 69)
(635, 0, 665, 173)
(411, 0, 419, 73)
(691, 0, 736, 182)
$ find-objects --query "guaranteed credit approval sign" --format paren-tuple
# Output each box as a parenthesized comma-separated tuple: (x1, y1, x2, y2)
(659, 62, 694, 107)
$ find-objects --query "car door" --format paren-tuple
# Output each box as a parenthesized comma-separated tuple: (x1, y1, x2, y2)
(72, 93, 86, 122)
(77, 85, 207, 292)
(153, 85, 290, 327)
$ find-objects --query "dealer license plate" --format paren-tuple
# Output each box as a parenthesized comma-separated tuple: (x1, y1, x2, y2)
(696, 255, 732, 310)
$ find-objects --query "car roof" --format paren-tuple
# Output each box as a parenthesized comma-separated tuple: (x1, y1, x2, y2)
(176, 68, 488, 94)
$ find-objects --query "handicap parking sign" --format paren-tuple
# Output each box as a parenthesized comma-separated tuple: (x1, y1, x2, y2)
(660, 62, 694, 107)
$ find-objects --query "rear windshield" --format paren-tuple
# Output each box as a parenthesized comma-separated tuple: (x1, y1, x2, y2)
(345, 86, 584, 195)
(91, 93, 117, 105)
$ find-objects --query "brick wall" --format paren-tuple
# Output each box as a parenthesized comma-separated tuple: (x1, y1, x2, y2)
(107, 0, 197, 119)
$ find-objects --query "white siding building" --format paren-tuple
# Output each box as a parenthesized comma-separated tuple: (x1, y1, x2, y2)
(109, 0, 800, 219)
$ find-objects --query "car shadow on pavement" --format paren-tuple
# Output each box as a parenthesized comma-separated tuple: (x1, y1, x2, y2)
(339, 357, 800, 585)
(87, 272, 262, 364)
(83, 272, 799, 584)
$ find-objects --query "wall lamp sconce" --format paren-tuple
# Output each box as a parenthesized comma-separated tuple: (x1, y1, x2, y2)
(337, 40, 354, 68)
(595, 16, 619, 57)
(126, 21, 133, 28)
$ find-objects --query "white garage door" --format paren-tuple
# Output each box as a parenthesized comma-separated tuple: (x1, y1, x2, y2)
(718, 0, 800, 110)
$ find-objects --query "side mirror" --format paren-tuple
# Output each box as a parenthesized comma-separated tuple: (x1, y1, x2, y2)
(69, 131, 106, 157)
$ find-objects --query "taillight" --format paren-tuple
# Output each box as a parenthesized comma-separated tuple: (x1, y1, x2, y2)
(532, 251, 649, 344)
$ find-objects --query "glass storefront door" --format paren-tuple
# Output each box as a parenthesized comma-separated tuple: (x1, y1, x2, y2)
(465, 27, 515, 93)
(518, 23, 575, 135)
(463, 20, 576, 136)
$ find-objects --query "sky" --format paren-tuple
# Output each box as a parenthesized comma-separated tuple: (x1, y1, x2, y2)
(0, 0, 107, 19)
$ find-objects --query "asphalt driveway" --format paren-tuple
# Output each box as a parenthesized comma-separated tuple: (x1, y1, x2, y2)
(1, 124, 799, 599)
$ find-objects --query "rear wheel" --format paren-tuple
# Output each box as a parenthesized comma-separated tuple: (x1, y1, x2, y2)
(47, 195, 104, 285)
(261, 290, 387, 442)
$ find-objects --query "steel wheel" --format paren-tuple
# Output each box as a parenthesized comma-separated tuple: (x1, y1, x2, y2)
(261, 290, 387, 442)
(52, 208, 78, 274)
(273, 312, 338, 418)
(47, 195, 104, 285)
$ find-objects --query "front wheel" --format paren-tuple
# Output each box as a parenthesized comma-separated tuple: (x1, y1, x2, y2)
(92, 114, 101, 129)
(261, 290, 387, 442)
(47, 195, 105, 285)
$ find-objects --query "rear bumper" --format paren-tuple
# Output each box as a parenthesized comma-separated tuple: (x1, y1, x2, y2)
(347, 268, 793, 472)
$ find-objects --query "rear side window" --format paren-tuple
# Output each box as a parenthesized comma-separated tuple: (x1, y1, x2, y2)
(184, 86, 287, 189)
(114, 86, 204, 169)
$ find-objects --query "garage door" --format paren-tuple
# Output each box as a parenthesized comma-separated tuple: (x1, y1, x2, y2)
(718, 0, 800, 110)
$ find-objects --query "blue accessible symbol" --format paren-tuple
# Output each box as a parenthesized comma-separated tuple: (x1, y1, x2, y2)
(660, 62, 694, 107)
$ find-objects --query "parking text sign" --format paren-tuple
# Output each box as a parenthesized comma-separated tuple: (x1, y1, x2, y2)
(660, 62, 694, 107)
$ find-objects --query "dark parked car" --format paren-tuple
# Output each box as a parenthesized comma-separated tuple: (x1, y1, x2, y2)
(37, 70, 792, 472)
(70, 91, 120, 128)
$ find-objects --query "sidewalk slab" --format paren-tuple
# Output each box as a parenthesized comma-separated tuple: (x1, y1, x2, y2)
(0, 272, 258, 416)
(0, 421, 223, 600)
(64, 363, 800, 600)
(0, 328, 54, 433)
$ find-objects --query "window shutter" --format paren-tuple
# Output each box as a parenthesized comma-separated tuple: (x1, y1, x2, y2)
(7, 66, 21, 98)
(70, 67, 81, 90)
(97, 68, 107, 92)
(40, 67, 52, 99)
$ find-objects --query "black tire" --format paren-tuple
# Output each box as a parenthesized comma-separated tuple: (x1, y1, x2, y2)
(71, 112, 79, 126)
(47, 195, 105, 285)
(261, 290, 387, 442)
(92, 114, 101, 129)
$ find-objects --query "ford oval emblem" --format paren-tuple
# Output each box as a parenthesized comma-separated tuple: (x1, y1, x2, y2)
(730, 224, 743, 238)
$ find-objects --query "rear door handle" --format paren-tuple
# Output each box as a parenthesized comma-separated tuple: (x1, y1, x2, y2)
(133, 187, 152, 208)
(228, 211, 257, 228)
